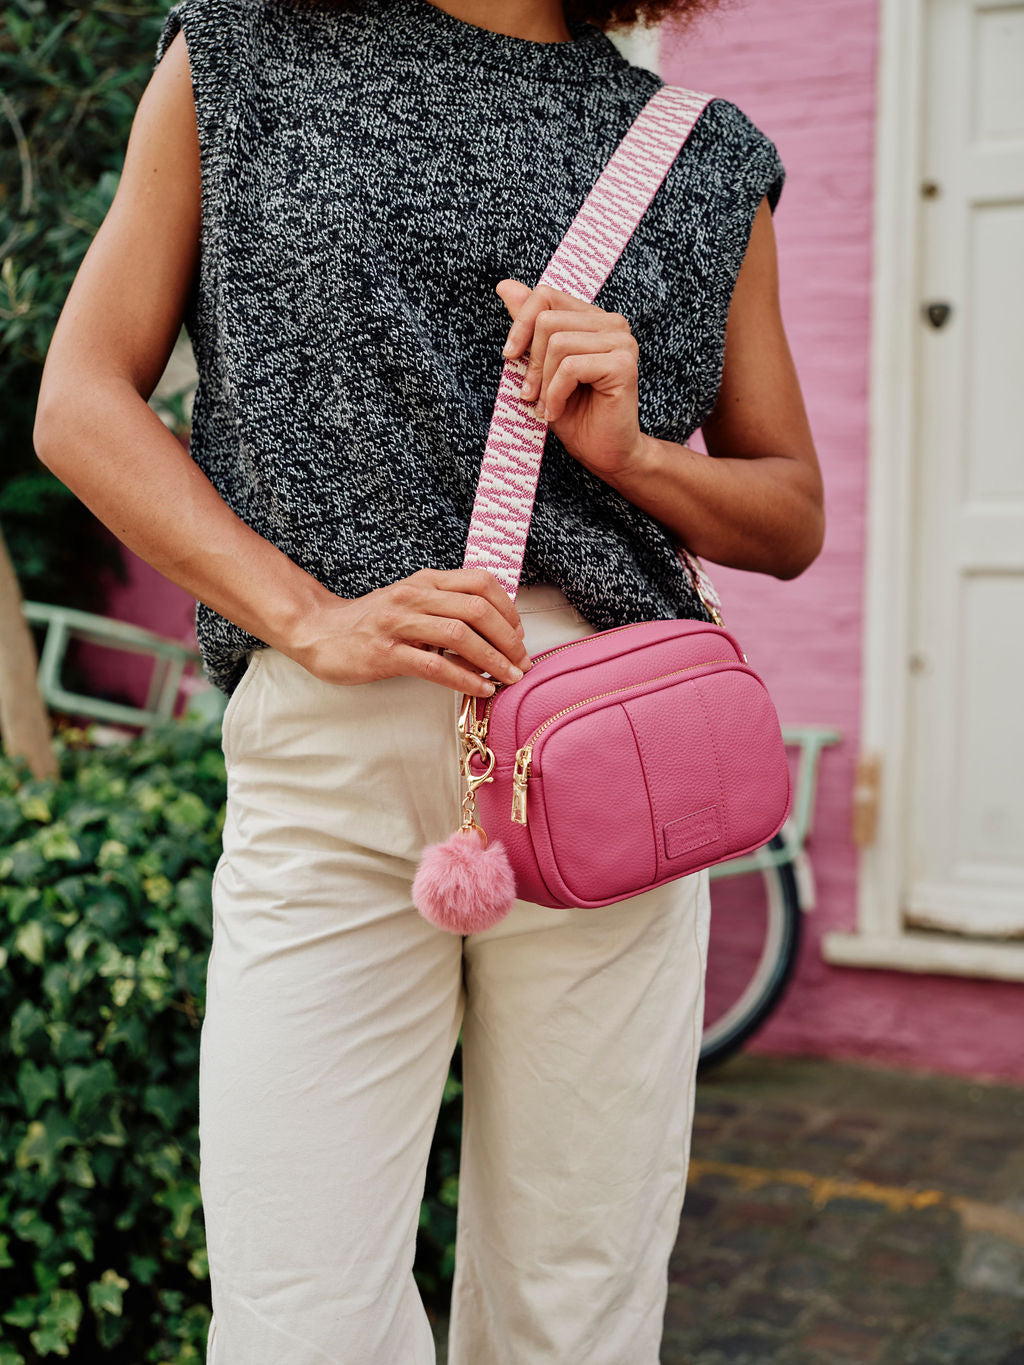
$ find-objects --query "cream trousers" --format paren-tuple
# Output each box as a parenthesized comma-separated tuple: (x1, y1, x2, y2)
(202, 583, 711, 1365)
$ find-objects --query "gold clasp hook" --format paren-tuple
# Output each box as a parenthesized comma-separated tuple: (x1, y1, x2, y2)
(456, 692, 496, 843)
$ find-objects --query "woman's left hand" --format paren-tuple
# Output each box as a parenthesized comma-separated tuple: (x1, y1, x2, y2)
(495, 279, 647, 483)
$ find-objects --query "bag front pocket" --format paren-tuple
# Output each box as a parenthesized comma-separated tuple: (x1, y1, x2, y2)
(520, 664, 789, 907)
(533, 702, 658, 902)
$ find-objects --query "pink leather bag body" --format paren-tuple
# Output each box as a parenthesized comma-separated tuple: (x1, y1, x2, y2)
(412, 85, 792, 930)
(464, 618, 791, 910)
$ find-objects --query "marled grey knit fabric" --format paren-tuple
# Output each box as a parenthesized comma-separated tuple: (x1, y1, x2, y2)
(154, 0, 785, 696)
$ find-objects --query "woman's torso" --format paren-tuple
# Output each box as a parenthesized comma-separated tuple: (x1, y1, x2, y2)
(154, 0, 785, 694)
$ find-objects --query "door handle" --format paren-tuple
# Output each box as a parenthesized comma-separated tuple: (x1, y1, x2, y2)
(923, 301, 952, 329)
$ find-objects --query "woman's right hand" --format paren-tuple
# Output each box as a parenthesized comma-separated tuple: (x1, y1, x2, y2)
(287, 568, 533, 698)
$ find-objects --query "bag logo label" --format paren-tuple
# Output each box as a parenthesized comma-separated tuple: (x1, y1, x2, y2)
(663, 804, 723, 860)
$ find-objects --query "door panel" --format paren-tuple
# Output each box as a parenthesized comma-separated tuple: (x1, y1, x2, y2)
(906, 0, 1024, 936)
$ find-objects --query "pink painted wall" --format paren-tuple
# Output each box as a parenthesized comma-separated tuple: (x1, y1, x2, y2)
(90, 527, 202, 717)
(663, 0, 1024, 1084)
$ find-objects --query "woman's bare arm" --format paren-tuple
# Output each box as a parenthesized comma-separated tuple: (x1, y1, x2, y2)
(32, 31, 529, 696)
(497, 195, 823, 581)
(604, 197, 825, 580)
(33, 31, 336, 648)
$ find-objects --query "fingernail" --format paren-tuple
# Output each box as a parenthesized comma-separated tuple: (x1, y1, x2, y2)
(535, 402, 546, 420)
(502, 341, 514, 357)
(507, 665, 523, 682)
(482, 681, 495, 694)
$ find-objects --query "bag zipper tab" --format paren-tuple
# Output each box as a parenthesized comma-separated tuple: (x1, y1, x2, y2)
(511, 746, 533, 825)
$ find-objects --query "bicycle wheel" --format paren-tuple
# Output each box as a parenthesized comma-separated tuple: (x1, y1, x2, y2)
(698, 833, 802, 1073)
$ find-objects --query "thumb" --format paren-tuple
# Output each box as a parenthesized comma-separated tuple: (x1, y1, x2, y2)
(495, 278, 532, 317)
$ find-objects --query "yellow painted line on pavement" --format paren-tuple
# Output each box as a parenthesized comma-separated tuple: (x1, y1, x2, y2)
(689, 1158, 946, 1211)
(688, 1158, 1024, 1243)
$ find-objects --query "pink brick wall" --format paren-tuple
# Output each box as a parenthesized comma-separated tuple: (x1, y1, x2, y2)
(94, 536, 199, 715)
(663, 0, 1024, 1083)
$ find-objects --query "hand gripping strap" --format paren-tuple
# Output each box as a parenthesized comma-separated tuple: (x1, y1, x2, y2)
(462, 84, 714, 600)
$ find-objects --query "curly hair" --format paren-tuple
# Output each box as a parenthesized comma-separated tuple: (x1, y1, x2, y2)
(565, 0, 721, 30)
(286, 0, 723, 34)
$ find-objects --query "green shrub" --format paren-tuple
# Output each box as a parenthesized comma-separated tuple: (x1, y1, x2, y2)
(0, 474, 126, 620)
(0, 718, 459, 1362)
(1, 0, 187, 611)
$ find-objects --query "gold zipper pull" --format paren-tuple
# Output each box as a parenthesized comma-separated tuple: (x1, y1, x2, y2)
(474, 682, 502, 743)
(511, 746, 533, 825)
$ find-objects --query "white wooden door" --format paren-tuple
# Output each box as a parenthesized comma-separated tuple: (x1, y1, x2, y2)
(905, 0, 1024, 936)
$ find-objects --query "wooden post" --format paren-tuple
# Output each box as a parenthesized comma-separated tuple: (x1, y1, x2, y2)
(0, 526, 58, 779)
(851, 753, 882, 848)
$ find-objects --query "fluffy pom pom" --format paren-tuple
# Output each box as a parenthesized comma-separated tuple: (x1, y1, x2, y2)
(412, 828, 516, 934)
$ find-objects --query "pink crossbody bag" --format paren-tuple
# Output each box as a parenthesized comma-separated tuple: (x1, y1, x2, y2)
(412, 85, 791, 933)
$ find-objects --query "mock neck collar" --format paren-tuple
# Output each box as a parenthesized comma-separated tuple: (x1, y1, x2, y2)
(373, 0, 632, 83)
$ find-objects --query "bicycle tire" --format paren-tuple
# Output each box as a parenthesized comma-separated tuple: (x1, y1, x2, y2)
(698, 833, 802, 1074)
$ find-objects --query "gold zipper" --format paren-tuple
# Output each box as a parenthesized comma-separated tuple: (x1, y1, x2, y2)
(510, 747, 532, 824)
(509, 656, 738, 825)
(475, 621, 654, 746)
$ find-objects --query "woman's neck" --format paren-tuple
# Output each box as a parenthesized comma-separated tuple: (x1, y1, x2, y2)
(423, 0, 572, 43)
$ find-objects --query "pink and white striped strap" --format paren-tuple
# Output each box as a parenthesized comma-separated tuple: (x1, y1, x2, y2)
(463, 84, 714, 600)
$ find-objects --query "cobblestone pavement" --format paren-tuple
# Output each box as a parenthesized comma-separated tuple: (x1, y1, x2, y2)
(434, 1054, 1024, 1364)
(664, 1054, 1024, 1365)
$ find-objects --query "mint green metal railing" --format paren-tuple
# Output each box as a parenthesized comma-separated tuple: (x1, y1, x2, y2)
(22, 600, 210, 731)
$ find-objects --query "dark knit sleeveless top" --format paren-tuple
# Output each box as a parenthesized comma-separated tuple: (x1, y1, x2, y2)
(153, 0, 785, 696)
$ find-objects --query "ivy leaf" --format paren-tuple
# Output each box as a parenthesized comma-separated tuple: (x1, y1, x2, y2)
(45, 1021, 95, 1066)
(8, 845, 45, 886)
(143, 1084, 184, 1131)
(65, 921, 94, 963)
(39, 826, 82, 863)
(2, 1300, 37, 1330)
(64, 1060, 117, 1121)
(18, 793, 52, 824)
(110, 976, 135, 1008)
(154, 1184, 201, 1241)
(9, 1000, 49, 1058)
(97, 839, 129, 870)
(63, 1147, 96, 1190)
(14, 920, 45, 966)
(165, 791, 208, 832)
(16, 1060, 59, 1118)
(143, 874, 174, 906)
(128, 1253, 159, 1285)
(15, 1112, 78, 1178)
(10, 1206, 55, 1251)
(68, 1225, 94, 1261)
(87, 1269, 129, 1317)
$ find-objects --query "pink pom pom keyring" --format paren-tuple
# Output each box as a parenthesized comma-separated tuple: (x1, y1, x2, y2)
(412, 692, 517, 934)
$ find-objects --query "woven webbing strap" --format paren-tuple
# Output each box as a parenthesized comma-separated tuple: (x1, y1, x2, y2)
(463, 84, 714, 600)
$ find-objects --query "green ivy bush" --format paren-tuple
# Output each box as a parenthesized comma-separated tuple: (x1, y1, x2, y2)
(0, 718, 460, 1362)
